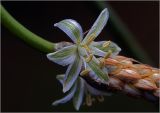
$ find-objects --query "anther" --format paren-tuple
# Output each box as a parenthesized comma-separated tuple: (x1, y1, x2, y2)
(86, 33, 96, 45)
(77, 39, 81, 44)
(99, 58, 105, 68)
(104, 50, 112, 59)
(85, 54, 93, 63)
(81, 44, 91, 53)
(103, 41, 111, 48)
(80, 69, 90, 76)
(97, 96, 104, 102)
(86, 94, 92, 106)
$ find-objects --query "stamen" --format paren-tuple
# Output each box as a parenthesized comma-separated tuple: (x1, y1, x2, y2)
(81, 44, 91, 53)
(85, 54, 93, 63)
(86, 93, 92, 106)
(91, 98, 96, 103)
(80, 69, 90, 76)
(104, 50, 112, 59)
(86, 33, 96, 45)
(97, 95, 104, 102)
(77, 38, 81, 44)
(103, 41, 111, 48)
(99, 58, 105, 68)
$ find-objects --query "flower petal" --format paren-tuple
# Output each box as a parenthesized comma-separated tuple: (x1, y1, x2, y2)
(63, 55, 83, 92)
(73, 77, 85, 110)
(85, 81, 111, 96)
(56, 74, 65, 85)
(52, 82, 77, 106)
(91, 41, 121, 58)
(87, 56, 109, 82)
(47, 45, 77, 66)
(54, 19, 83, 43)
(90, 46, 106, 57)
(82, 8, 109, 44)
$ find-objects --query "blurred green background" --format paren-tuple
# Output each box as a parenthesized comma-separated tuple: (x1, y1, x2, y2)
(1, 1, 159, 112)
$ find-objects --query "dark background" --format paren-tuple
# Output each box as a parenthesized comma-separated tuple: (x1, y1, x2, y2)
(1, 1, 159, 112)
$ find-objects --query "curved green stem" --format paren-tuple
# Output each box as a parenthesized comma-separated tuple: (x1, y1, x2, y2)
(1, 4, 55, 53)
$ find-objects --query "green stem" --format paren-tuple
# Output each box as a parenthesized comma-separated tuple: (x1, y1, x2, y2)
(1, 4, 55, 53)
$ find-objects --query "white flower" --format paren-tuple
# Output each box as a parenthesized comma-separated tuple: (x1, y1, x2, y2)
(52, 74, 111, 111)
(47, 8, 121, 93)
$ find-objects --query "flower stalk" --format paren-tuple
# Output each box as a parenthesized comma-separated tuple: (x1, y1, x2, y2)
(1, 4, 55, 53)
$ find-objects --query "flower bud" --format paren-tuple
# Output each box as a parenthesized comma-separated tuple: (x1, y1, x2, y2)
(115, 69, 141, 82)
(134, 77, 157, 90)
(153, 88, 160, 97)
(108, 77, 124, 90)
(123, 84, 141, 97)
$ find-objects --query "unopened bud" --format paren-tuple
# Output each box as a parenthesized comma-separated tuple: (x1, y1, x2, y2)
(153, 88, 160, 97)
(115, 69, 141, 82)
(150, 73, 160, 87)
(134, 78, 157, 91)
(123, 84, 141, 97)
(108, 77, 123, 90)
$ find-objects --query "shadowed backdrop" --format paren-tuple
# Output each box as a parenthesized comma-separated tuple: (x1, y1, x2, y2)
(1, 1, 159, 112)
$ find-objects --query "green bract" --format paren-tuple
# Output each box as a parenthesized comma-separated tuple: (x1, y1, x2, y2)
(47, 8, 121, 93)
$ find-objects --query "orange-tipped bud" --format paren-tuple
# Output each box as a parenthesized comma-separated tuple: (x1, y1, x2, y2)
(150, 73, 160, 87)
(153, 88, 160, 97)
(108, 77, 124, 90)
(114, 69, 141, 82)
(134, 77, 157, 91)
(123, 84, 141, 97)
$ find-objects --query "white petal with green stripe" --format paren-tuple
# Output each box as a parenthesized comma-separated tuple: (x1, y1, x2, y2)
(54, 19, 83, 44)
(56, 74, 65, 85)
(82, 8, 109, 44)
(90, 46, 106, 57)
(47, 45, 77, 66)
(91, 41, 121, 58)
(73, 77, 85, 110)
(86, 81, 111, 96)
(52, 83, 77, 106)
(63, 55, 82, 93)
(87, 56, 109, 82)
